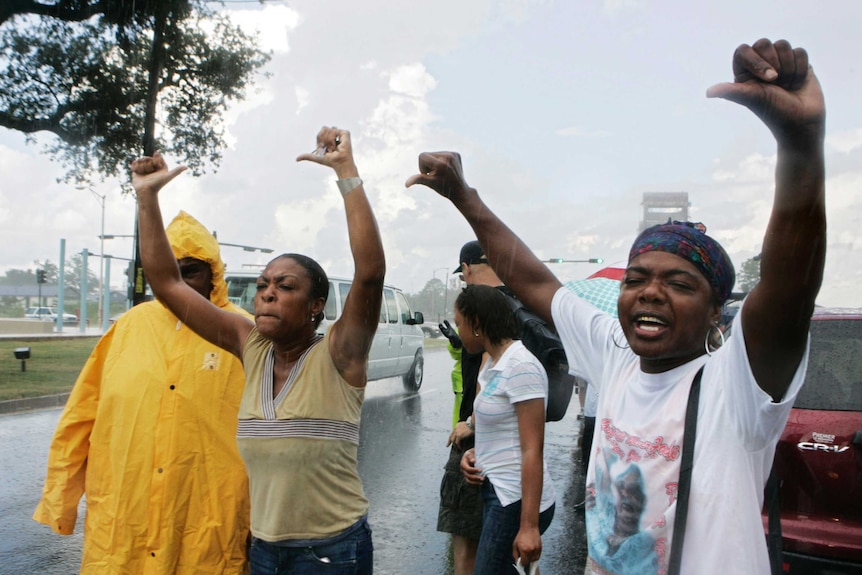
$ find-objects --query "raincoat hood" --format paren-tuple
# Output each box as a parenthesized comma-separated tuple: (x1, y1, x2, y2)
(165, 211, 230, 308)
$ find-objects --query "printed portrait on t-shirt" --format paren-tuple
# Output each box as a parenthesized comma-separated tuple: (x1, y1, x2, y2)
(585, 419, 683, 575)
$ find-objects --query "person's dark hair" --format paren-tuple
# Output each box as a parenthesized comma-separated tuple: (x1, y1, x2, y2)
(270, 253, 329, 328)
(455, 284, 517, 346)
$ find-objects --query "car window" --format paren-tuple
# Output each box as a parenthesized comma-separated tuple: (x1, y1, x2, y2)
(323, 281, 352, 322)
(324, 281, 338, 320)
(379, 292, 388, 324)
(795, 318, 862, 411)
(383, 289, 398, 324)
(395, 291, 412, 325)
(338, 282, 350, 318)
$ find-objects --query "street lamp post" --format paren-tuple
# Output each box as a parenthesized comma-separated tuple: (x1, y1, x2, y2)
(101, 233, 273, 310)
(432, 267, 449, 322)
(79, 186, 107, 327)
(217, 241, 274, 254)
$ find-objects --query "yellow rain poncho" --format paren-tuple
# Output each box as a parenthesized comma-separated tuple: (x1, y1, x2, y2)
(34, 211, 252, 574)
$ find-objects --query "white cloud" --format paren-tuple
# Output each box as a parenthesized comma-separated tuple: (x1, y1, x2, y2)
(359, 64, 439, 220)
(273, 191, 341, 255)
(556, 126, 585, 137)
(217, 5, 302, 145)
(2, 0, 862, 310)
(556, 126, 612, 138)
(819, 167, 862, 305)
(295, 87, 310, 115)
(361, 63, 438, 150)
(386, 63, 438, 99)
(563, 234, 600, 256)
(225, 4, 300, 54)
(711, 152, 774, 184)
(827, 127, 862, 154)
(493, 0, 551, 23)
(602, 0, 646, 17)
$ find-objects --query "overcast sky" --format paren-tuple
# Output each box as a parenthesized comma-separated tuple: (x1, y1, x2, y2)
(1, 0, 860, 307)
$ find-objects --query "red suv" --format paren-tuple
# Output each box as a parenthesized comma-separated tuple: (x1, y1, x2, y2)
(764, 308, 862, 573)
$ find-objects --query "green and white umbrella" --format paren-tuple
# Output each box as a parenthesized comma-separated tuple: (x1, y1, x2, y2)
(563, 265, 624, 317)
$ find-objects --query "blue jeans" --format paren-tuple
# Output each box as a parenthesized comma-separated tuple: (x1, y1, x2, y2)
(249, 516, 373, 575)
(474, 482, 555, 575)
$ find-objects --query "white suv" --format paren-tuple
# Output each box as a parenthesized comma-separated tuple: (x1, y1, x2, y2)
(24, 306, 78, 324)
(225, 272, 425, 390)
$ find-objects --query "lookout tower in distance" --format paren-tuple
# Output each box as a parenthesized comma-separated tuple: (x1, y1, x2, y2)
(639, 192, 690, 232)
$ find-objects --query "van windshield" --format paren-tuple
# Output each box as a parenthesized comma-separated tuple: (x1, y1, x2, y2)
(226, 275, 257, 314)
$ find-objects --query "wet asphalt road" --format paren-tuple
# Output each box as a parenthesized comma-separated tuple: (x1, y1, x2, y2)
(0, 344, 587, 574)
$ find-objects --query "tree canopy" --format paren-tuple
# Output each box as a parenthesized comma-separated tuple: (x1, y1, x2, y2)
(736, 255, 761, 294)
(0, 1, 157, 27)
(406, 277, 459, 323)
(0, 0, 271, 186)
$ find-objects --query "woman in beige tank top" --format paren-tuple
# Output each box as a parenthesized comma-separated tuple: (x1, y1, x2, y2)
(131, 126, 384, 574)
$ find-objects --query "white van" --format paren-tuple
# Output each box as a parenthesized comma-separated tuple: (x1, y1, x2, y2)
(225, 271, 425, 390)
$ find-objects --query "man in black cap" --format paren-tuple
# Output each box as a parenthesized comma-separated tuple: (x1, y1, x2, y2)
(437, 240, 506, 575)
(453, 239, 488, 274)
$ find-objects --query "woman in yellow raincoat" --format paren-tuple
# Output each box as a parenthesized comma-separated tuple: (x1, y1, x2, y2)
(33, 211, 252, 574)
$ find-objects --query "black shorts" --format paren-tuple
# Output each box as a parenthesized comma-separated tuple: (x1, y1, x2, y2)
(436, 443, 483, 539)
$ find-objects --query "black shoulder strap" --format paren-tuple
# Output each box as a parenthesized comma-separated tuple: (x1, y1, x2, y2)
(667, 365, 704, 575)
(765, 463, 784, 575)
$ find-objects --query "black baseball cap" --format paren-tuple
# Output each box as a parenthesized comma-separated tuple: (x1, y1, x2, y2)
(454, 240, 489, 273)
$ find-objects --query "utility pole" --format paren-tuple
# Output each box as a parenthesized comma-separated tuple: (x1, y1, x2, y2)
(80, 186, 106, 325)
(36, 269, 45, 306)
(133, 1, 170, 306)
(432, 267, 448, 322)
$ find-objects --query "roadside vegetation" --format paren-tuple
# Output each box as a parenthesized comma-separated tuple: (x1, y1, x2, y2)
(0, 338, 98, 401)
(1, 336, 447, 402)
(423, 337, 448, 351)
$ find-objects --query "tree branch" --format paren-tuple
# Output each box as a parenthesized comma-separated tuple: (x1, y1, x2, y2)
(0, 109, 77, 142)
(0, 0, 108, 26)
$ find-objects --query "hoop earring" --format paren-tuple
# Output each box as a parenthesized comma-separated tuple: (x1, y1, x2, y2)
(611, 331, 630, 350)
(704, 323, 725, 356)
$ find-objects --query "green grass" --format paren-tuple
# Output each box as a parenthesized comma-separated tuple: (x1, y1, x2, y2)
(0, 336, 447, 402)
(0, 338, 99, 401)
(423, 337, 449, 350)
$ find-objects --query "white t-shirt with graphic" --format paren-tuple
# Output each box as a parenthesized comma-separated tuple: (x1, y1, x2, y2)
(584, 378, 599, 418)
(474, 340, 556, 512)
(551, 287, 807, 575)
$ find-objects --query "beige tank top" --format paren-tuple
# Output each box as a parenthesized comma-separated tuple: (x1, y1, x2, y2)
(238, 328, 368, 541)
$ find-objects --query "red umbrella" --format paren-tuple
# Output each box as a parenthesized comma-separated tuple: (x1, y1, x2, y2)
(587, 264, 625, 281)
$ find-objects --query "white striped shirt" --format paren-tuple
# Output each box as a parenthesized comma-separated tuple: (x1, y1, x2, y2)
(474, 340, 556, 510)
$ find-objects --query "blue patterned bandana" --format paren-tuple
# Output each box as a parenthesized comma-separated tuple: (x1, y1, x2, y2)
(628, 221, 735, 305)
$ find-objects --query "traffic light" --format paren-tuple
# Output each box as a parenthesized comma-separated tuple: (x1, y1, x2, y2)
(546, 258, 603, 264)
(36, 269, 46, 284)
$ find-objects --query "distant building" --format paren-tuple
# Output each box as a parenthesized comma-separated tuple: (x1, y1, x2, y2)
(639, 192, 690, 232)
(0, 286, 124, 309)
(0, 285, 78, 309)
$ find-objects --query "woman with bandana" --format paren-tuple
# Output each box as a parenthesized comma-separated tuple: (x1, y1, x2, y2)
(408, 38, 825, 575)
